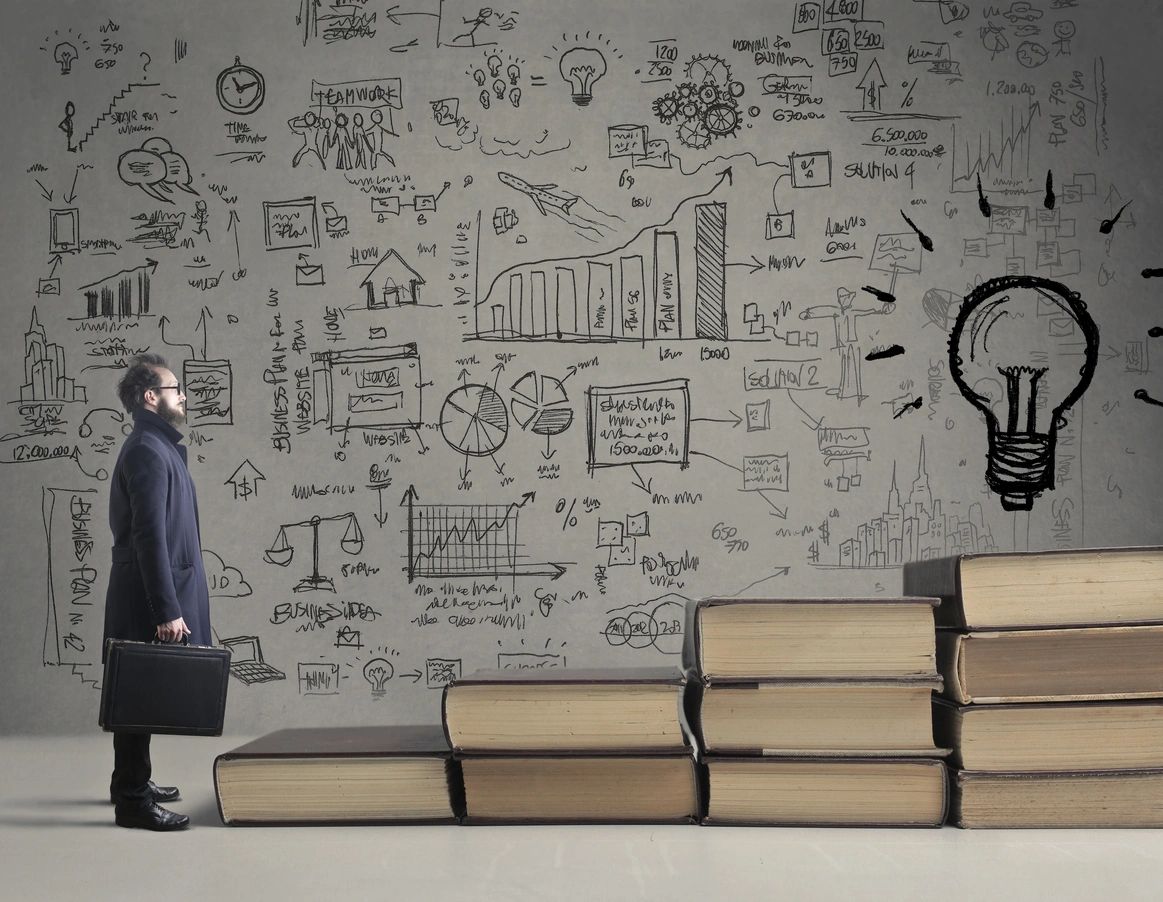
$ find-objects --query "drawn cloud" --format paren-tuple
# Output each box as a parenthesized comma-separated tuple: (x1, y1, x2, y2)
(202, 548, 252, 598)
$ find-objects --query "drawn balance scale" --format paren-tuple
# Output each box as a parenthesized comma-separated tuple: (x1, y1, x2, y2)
(216, 55, 266, 115)
(263, 513, 364, 592)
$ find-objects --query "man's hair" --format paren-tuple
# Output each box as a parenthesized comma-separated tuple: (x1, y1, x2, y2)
(116, 353, 170, 413)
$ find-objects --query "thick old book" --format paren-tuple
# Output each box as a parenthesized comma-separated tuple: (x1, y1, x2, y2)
(903, 546, 1163, 630)
(934, 698, 1163, 772)
(459, 753, 700, 824)
(442, 666, 691, 754)
(702, 757, 948, 827)
(951, 769, 1163, 828)
(214, 726, 463, 825)
(686, 597, 940, 681)
(937, 626, 1163, 704)
(692, 678, 943, 756)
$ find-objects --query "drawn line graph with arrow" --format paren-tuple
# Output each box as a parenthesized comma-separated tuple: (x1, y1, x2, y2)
(400, 485, 566, 582)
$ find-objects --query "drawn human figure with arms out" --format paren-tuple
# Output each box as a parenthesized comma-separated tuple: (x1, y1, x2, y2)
(800, 287, 892, 403)
(103, 353, 211, 831)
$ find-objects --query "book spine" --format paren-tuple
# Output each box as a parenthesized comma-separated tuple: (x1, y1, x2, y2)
(935, 632, 971, 704)
(440, 685, 458, 753)
(904, 557, 968, 628)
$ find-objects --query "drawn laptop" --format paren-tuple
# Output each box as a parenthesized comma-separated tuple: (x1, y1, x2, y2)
(221, 636, 286, 685)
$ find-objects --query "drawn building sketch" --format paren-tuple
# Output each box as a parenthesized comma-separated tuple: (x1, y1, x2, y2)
(21, 309, 86, 406)
(825, 439, 999, 569)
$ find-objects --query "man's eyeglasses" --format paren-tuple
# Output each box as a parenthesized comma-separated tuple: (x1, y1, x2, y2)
(154, 384, 183, 394)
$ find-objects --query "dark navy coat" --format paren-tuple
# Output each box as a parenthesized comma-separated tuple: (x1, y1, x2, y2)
(103, 409, 211, 653)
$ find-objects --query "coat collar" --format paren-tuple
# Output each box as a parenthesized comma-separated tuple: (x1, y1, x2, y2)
(132, 407, 185, 447)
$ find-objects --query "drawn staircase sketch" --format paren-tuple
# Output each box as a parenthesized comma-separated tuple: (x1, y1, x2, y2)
(74, 82, 161, 152)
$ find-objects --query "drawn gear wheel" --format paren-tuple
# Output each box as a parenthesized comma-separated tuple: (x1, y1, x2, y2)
(685, 53, 730, 86)
(703, 101, 741, 138)
(677, 118, 712, 150)
(652, 94, 680, 124)
(698, 83, 720, 105)
(680, 100, 700, 120)
(676, 82, 696, 99)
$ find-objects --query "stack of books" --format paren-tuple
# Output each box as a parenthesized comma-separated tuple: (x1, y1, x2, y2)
(442, 666, 700, 824)
(905, 546, 1163, 828)
(685, 597, 949, 826)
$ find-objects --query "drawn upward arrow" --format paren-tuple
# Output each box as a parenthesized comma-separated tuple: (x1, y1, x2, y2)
(47, 254, 63, 278)
(157, 315, 196, 360)
(491, 360, 506, 390)
(225, 459, 266, 500)
(401, 484, 419, 582)
(226, 208, 245, 275)
(194, 306, 212, 360)
(857, 58, 886, 112)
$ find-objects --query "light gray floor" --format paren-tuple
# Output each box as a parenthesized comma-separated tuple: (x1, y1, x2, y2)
(3, 734, 1163, 902)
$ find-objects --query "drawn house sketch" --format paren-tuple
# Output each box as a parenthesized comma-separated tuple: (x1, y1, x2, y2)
(362, 249, 426, 307)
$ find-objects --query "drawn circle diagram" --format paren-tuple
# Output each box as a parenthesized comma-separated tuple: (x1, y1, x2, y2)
(510, 371, 574, 436)
(441, 384, 509, 456)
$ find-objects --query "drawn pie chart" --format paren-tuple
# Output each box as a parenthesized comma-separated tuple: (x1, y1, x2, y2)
(440, 384, 509, 456)
(510, 371, 574, 437)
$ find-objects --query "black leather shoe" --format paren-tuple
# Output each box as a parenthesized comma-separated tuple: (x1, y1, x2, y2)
(110, 780, 181, 804)
(115, 801, 190, 831)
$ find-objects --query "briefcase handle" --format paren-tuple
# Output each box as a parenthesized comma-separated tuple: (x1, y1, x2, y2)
(152, 635, 190, 646)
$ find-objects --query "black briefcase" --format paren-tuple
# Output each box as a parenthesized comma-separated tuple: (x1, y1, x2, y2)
(99, 639, 230, 736)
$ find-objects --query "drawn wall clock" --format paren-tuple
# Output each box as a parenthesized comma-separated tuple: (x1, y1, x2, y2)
(216, 55, 265, 115)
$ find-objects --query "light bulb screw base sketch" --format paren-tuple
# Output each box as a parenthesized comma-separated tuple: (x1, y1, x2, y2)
(559, 47, 607, 107)
(949, 275, 1098, 512)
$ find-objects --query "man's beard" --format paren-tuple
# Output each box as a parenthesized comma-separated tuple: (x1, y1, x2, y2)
(156, 397, 186, 426)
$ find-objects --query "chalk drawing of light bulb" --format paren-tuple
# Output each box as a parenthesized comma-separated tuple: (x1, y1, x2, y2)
(486, 54, 503, 77)
(949, 275, 1098, 512)
(54, 42, 78, 75)
(362, 658, 394, 698)
(558, 47, 607, 107)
